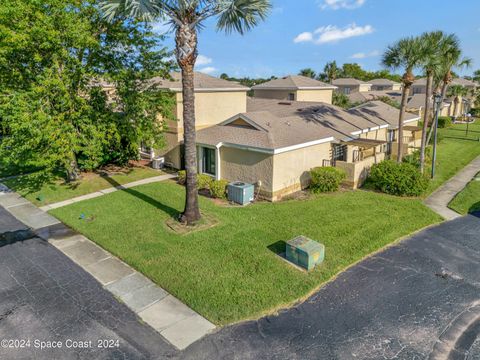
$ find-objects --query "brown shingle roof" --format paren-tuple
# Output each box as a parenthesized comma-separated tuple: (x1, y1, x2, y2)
(197, 99, 416, 151)
(368, 78, 401, 86)
(349, 101, 419, 130)
(148, 72, 249, 92)
(332, 78, 370, 86)
(251, 75, 336, 90)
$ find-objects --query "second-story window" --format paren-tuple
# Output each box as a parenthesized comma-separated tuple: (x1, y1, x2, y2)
(344, 87, 351, 95)
(288, 93, 295, 101)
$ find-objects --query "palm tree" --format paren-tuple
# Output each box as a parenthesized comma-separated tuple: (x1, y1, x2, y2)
(425, 36, 471, 146)
(417, 32, 460, 174)
(100, 0, 271, 224)
(382, 36, 426, 162)
(323, 61, 338, 84)
(473, 69, 480, 83)
(447, 85, 468, 120)
(299, 68, 316, 79)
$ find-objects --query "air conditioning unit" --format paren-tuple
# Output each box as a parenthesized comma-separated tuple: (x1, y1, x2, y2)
(227, 182, 255, 205)
(151, 157, 165, 169)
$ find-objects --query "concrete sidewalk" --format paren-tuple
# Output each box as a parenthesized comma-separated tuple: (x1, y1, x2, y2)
(39, 173, 177, 211)
(425, 156, 480, 220)
(0, 183, 215, 351)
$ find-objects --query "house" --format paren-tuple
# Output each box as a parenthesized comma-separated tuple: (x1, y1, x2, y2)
(251, 75, 336, 103)
(195, 98, 420, 200)
(145, 73, 421, 201)
(147, 72, 250, 168)
(368, 79, 402, 91)
(332, 78, 372, 95)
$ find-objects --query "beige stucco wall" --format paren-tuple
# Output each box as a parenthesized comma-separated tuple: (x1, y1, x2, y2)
(271, 142, 332, 199)
(253, 89, 296, 100)
(336, 85, 360, 94)
(220, 147, 274, 195)
(295, 89, 333, 104)
(359, 84, 372, 92)
(175, 91, 247, 133)
(253, 89, 334, 104)
(359, 128, 388, 141)
(336, 152, 386, 189)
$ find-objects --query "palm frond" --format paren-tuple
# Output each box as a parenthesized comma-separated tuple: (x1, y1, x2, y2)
(216, 0, 271, 35)
(99, 0, 165, 22)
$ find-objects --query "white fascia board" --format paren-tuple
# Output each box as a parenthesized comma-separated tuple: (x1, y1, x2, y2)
(273, 137, 335, 154)
(404, 116, 421, 124)
(204, 137, 335, 156)
(218, 113, 267, 132)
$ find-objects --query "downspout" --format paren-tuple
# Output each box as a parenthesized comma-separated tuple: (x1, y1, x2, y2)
(215, 144, 222, 181)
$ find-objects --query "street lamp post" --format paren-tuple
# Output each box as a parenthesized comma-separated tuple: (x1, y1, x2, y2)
(431, 94, 443, 179)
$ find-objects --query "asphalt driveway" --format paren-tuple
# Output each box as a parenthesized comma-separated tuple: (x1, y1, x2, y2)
(0, 207, 176, 360)
(182, 214, 480, 360)
(1, 204, 479, 360)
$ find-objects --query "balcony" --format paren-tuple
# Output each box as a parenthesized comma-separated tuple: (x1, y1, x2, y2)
(391, 126, 423, 156)
(332, 138, 387, 189)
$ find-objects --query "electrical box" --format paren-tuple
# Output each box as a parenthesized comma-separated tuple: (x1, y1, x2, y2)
(286, 236, 325, 271)
(227, 182, 255, 205)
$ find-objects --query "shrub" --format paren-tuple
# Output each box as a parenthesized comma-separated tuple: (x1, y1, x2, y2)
(470, 108, 480, 117)
(210, 180, 229, 199)
(368, 160, 429, 196)
(437, 116, 452, 129)
(177, 170, 186, 185)
(177, 171, 213, 189)
(429, 131, 445, 145)
(197, 174, 213, 190)
(310, 167, 346, 193)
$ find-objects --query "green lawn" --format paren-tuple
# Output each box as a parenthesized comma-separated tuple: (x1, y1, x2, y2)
(3, 166, 163, 206)
(50, 181, 441, 325)
(427, 121, 480, 194)
(448, 171, 480, 214)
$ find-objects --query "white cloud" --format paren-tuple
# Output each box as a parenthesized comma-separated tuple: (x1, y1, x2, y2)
(294, 23, 374, 45)
(197, 67, 217, 75)
(350, 50, 380, 59)
(196, 55, 213, 66)
(294, 32, 314, 43)
(320, 0, 366, 10)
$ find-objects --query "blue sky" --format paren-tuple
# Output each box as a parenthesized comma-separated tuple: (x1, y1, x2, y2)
(156, 0, 480, 78)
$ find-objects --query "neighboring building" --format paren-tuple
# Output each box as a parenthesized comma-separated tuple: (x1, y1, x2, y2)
(368, 79, 402, 91)
(251, 75, 337, 103)
(147, 72, 250, 168)
(332, 78, 372, 95)
(195, 99, 420, 200)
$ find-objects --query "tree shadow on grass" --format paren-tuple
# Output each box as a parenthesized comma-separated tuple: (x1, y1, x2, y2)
(102, 175, 180, 219)
(469, 201, 480, 218)
(443, 136, 480, 142)
(3, 171, 56, 197)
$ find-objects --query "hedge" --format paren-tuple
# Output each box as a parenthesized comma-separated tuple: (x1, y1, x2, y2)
(309, 167, 346, 193)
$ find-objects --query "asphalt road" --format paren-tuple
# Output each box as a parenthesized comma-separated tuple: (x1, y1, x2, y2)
(182, 214, 480, 360)
(0, 207, 176, 360)
(1, 205, 479, 360)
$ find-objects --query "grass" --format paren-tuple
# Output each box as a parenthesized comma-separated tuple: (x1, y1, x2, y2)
(448, 171, 480, 215)
(427, 121, 480, 194)
(3, 166, 164, 206)
(50, 181, 441, 325)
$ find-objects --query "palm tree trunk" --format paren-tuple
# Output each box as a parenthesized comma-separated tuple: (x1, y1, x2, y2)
(453, 98, 459, 120)
(397, 83, 410, 162)
(419, 73, 433, 173)
(176, 24, 201, 224)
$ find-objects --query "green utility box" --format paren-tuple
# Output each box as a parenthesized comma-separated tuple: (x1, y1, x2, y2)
(286, 236, 325, 271)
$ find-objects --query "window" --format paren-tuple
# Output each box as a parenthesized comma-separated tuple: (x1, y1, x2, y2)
(288, 93, 295, 101)
(202, 147, 216, 176)
(332, 144, 347, 162)
(343, 87, 351, 95)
